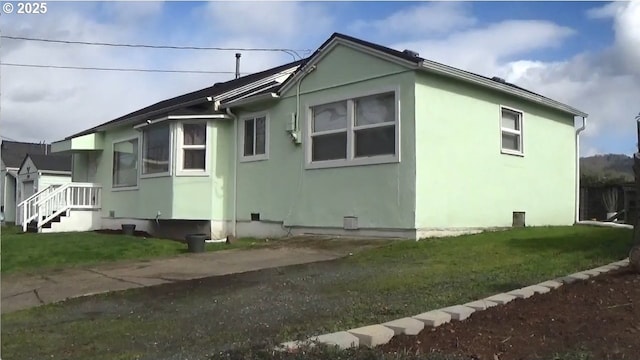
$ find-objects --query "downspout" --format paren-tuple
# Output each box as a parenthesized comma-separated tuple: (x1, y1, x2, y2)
(575, 116, 587, 223)
(225, 107, 238, 237)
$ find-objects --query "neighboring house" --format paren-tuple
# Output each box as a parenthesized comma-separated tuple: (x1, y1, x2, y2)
(0, 140, 51, 223)
(46, 33, 588, 239)
(15, 154, 72, 231)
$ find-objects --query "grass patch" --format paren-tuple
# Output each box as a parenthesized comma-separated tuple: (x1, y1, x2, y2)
(0, 226, 265, 274)
(1, 225, 633, 360)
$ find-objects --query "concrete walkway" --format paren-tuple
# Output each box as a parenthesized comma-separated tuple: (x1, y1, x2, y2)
(1, 247, 344, 314)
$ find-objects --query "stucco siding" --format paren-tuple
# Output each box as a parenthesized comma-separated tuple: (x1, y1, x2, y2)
(88, 120, 233, 221)
(235, 44, 417, 230)
(414, 72, 577, 230)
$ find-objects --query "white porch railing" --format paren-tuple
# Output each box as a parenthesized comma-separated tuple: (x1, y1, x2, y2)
(17, 183, 102, 232)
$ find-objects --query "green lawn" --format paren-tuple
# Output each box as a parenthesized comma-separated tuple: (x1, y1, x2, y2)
(0, 226, 265, 274)
(0, 225, 633, 360)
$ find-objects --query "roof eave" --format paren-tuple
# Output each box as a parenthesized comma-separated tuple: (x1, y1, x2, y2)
(66, 97, 215, 139)
(418, 60, 588, 118)
(220, 93, 280, 109)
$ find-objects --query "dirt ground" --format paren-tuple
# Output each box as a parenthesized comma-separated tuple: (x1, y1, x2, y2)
(381, 267, 640, 360)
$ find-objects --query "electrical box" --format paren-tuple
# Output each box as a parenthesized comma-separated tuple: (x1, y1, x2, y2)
(286, 113, 297, 132)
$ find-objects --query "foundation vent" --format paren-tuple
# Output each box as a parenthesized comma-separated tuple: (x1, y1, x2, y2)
(343, 216, 358, 230)
(512, 211, 525, 227)
(109, 210, 115, 218)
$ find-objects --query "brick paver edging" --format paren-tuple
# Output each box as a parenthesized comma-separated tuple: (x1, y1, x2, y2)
(276, 258, 631, 351)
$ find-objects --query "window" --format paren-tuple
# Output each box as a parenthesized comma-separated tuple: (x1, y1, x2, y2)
(500, 107, 523, 155)
(177, 122, 208, 174)
(142, 124, 170, 175)
(112, 138, 138, 188)
(242, 115, 268, 161)
(309, 90, 398, 167)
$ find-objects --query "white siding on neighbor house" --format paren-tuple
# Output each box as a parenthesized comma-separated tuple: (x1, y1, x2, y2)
(1, 160, 6, 208)
(16, 155, 72, 206)
(3, 175, 17, 222)
(38, 174, 72, 190)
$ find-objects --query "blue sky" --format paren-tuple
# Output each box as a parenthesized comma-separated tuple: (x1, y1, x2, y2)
(1, 1, 639, 156)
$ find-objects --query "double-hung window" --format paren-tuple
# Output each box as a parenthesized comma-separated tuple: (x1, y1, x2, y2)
(309, 90, 398, 168)
(500, 107, 523, 155)
(242, 115, 268, 161)
(177, 122, 208, 174)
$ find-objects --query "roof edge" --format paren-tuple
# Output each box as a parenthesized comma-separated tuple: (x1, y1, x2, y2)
(419, 60, 588, 118)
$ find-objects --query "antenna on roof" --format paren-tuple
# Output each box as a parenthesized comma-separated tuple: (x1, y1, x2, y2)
(235, 53, 241, 79)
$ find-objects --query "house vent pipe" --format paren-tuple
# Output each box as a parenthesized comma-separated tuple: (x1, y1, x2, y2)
(235, 53, 241, 79)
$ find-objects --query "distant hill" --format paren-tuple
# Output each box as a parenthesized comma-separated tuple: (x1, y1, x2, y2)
(580, 154, 634, 186)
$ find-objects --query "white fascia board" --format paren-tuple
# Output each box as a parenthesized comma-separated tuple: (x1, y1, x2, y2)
(220, 93, 279, 109)
(419, 60, 588, 118)
(215, 66, 300, 102)
(132, 114, 231, 130)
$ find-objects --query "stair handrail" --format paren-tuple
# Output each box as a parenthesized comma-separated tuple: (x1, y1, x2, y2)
(37, 188, 71, 230)
(34, 183, 72, 207)
(21, 182, 103, 232)
(17, 184, 57, 209)
(18, 184, 62, 231)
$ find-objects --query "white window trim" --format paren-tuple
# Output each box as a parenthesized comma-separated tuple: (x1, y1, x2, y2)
(240, 112, 270, 162)
(500, 105, 524, 157)
(111, 136, 140, 191)
(140, 122, 173, 179)
(305, 86, 401, 170)
(175, 121, 211, 177)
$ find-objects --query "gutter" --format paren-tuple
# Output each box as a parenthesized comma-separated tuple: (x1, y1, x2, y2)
(132, 114, 231, 130)
(225, 107, 238, 238)
(219, 92, 279, 109)
(575, 116, 587, 223)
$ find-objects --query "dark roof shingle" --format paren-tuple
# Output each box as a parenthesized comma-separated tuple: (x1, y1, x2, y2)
(1, 141, 50, 168)
(69, 59, 305, 138)
(26, 154, 72, 172)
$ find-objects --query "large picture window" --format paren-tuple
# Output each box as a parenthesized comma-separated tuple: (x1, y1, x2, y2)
(112, 138, 138, 188)
(309, 90, 398, 168)
(142, 124, 170, 175)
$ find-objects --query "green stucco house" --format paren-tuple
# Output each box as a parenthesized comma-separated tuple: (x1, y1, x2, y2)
(30, 33, 588, 239)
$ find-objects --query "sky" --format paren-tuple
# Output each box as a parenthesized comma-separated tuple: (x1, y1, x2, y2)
(1, 0, 639, 157)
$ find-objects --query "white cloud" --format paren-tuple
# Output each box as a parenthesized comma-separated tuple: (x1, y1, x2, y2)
(501, 1, 640, 155)
(393, 20, 575, 78)
(586, 1, 625, 19)
(203, 1, 332, 45)
(101, 1, 165, 24)
(372, 1, 637, 155)
(613, 0, 640, 74)
(0, 2, 324, 143)
(349, 2, 476, 37)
